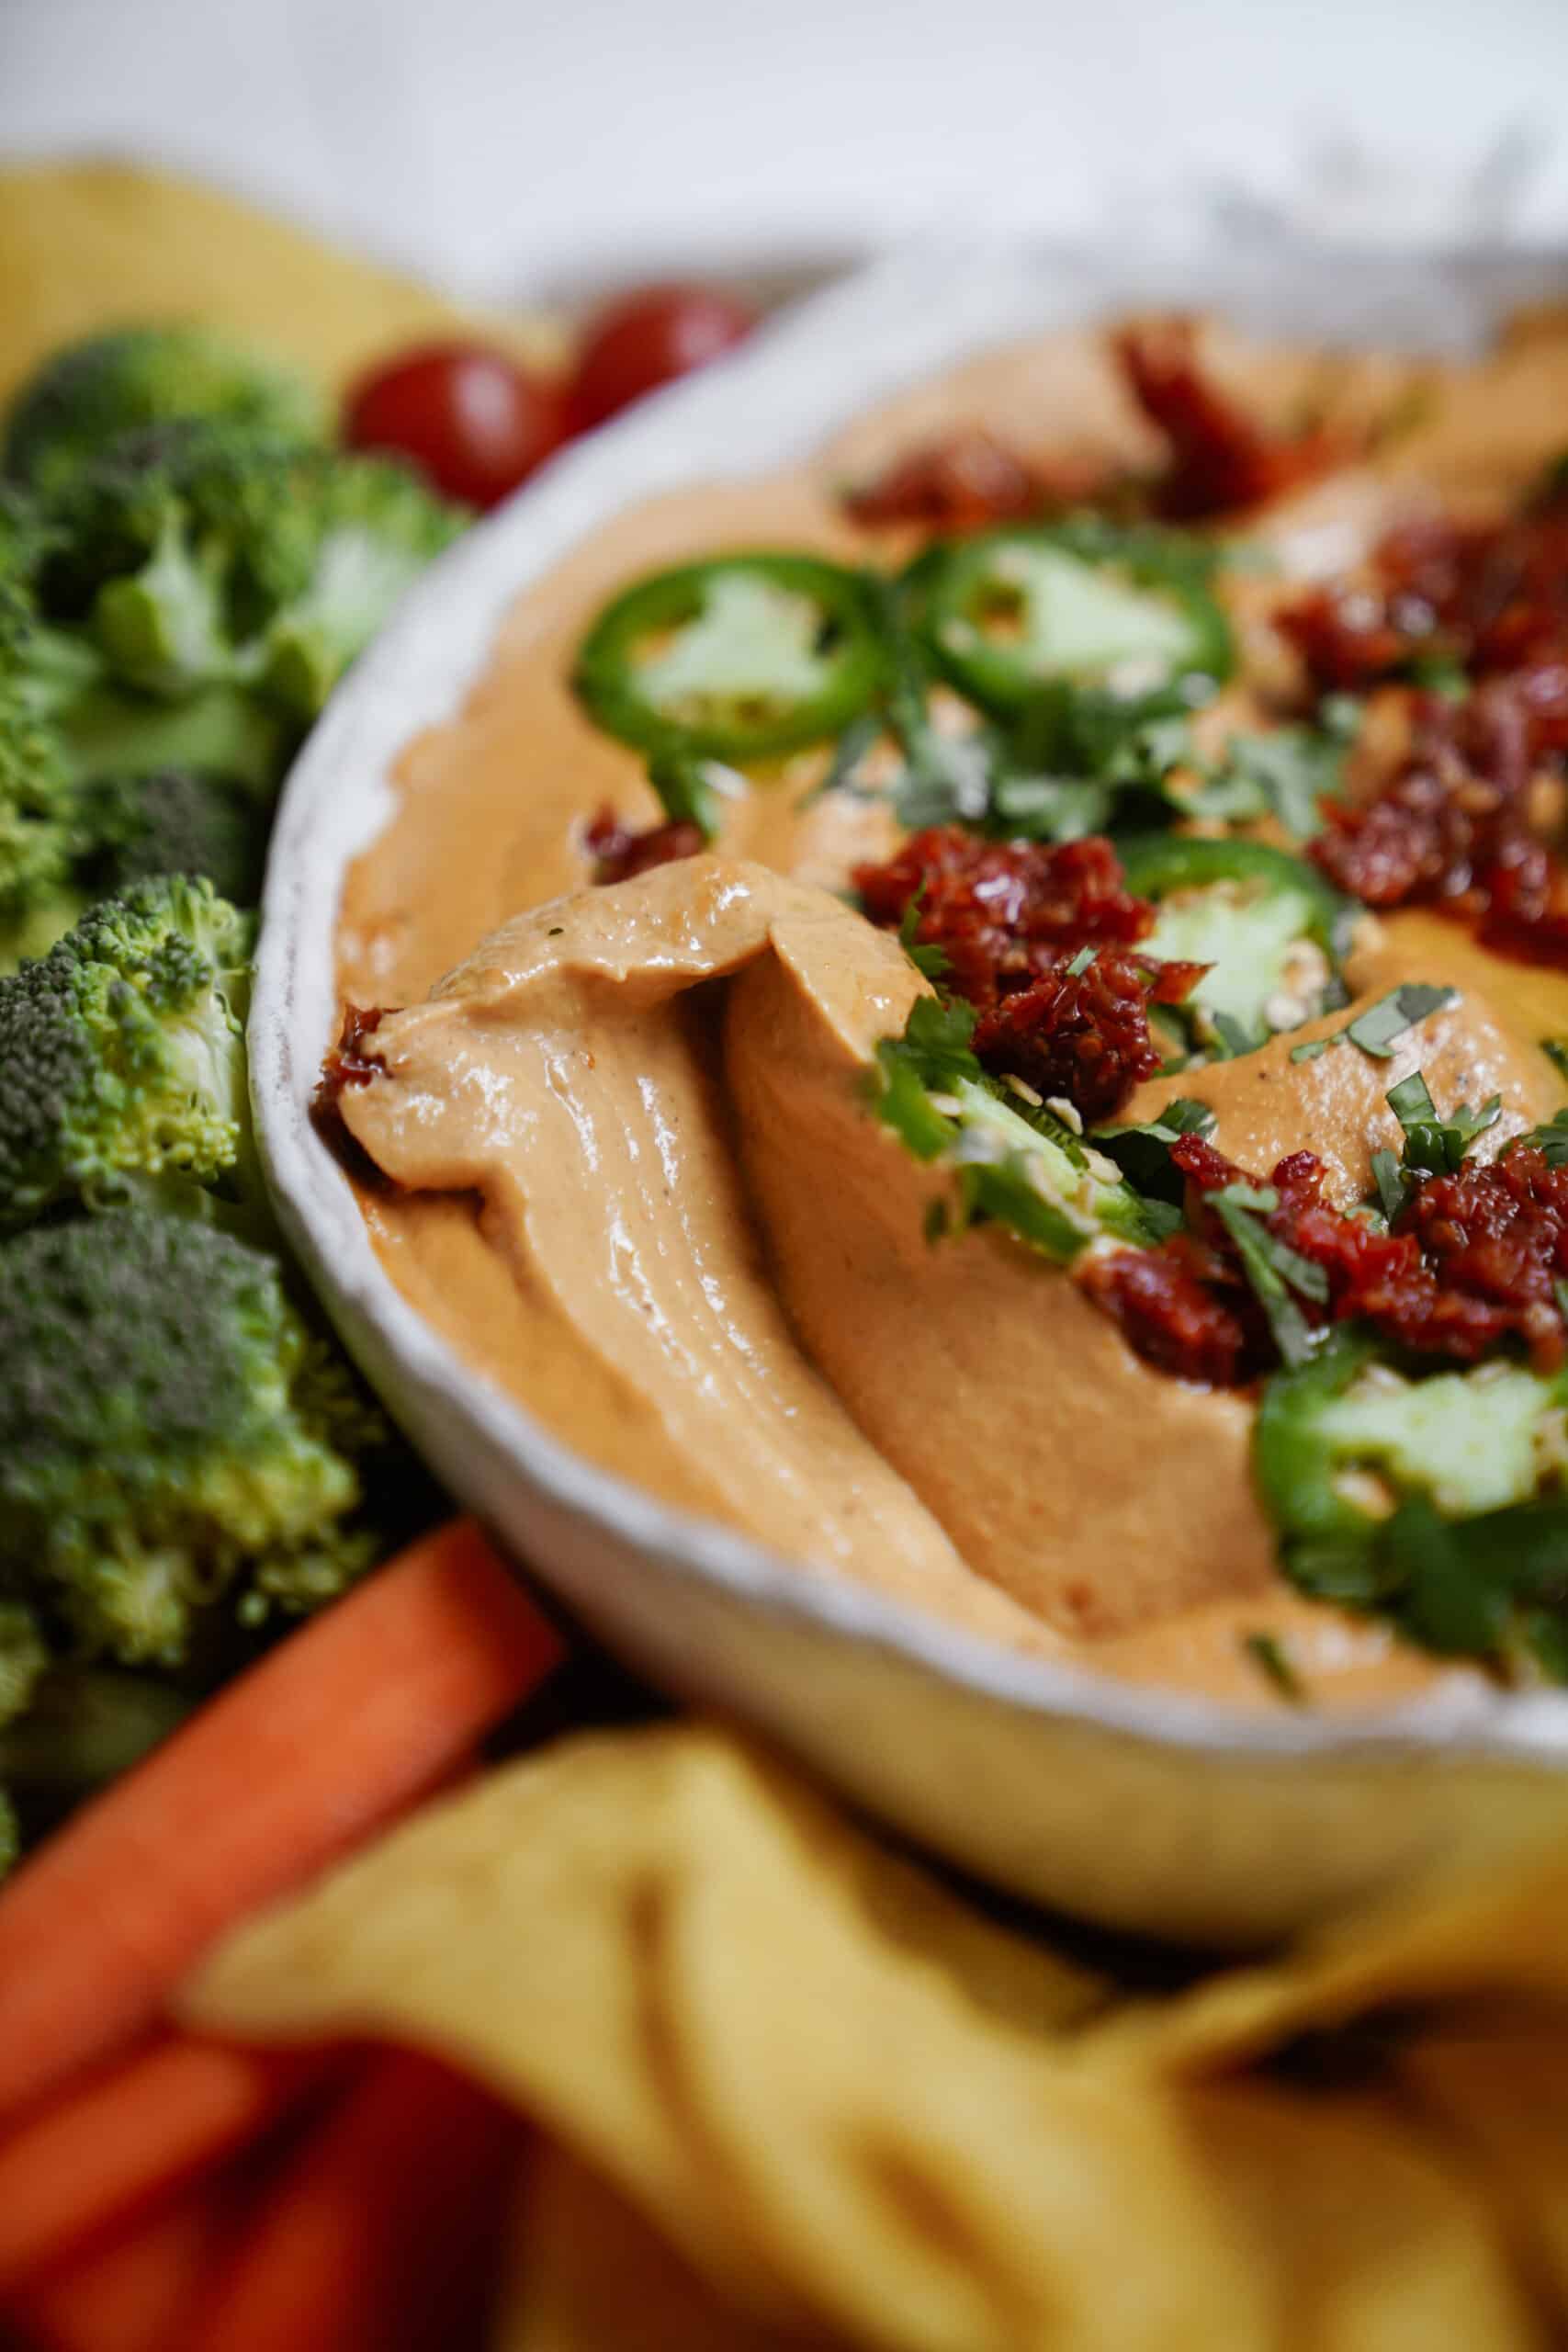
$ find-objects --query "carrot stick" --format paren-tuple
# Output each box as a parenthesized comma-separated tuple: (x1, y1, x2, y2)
(0, 1520, 564, 2128)
(187, 2048, 521, 2352)
(0, 2033, 339, 2296)
(6, 2177, 241, 2352)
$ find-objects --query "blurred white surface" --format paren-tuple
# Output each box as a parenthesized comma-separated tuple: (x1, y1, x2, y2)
(3, 0, 1568, 300)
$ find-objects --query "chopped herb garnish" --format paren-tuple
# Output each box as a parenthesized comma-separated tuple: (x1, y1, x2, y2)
(1201, 705, 1359, 842)
(1517, 1107, 1568, 1168)
(1092, 1097, 1215, 1199)
(897, 889, 951, 981)
(1291, 1035, 1333, 1064)
(1065, 944, 1097, 978)
(1385, 1069, 1501, 1180)
(1345, 982, 1458, 1058)
(646, 748, 744, 840)
(1209, 1011, 1262, 1061)
(1211, 1183, 1325, 1367)
(1369, 1147, 1407, 1221)
(801, 709, 883, 807)
(1542, 1037, 1568, 1082)
(1241, 1631, 1305, 1702)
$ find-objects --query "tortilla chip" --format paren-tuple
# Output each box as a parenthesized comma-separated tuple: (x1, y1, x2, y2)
(1182, 2082, 1545, 2350)
(1399, 2027, 1568, 2318)
(1089, 1826, 1568, 2078)
(186, 1725, 1269, 2350)
(0, 160, 565, 411)
(497, 2140, 837, 2351)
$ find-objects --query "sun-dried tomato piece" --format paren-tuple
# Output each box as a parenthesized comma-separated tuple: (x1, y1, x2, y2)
(1116, 319, 1345, 521)
(584, 805, 706, 886)
(856, 828, 1203, 1119)
(1079, 1239, 1255, 1387)
(841, 431, 1047, 533)
(311, 1003, 400, 1185)
(970, 952, 1179, 1124)
(1311, 677, 1568, 966)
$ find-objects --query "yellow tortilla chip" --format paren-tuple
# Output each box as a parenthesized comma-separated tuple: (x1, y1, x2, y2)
(1399, 2027, 1568, 2317)
(497, 2140, 837, 2351)
(1182, 2082, 1545, 2350)
(1089, 1829, 1568, 2078)
(0, 160, 566, 412)
(186, 1725, 1269, 2351)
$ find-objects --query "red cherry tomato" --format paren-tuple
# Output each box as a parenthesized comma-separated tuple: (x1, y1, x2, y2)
(344, 343, 565, 511)
(570, 285, 758, 433)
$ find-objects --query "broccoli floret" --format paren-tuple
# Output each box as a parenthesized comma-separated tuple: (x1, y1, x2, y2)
(37, 420, 466, 713)
(75, 768, 270, 904)
(261, 454, 468, 716)
(0, 1209, 389, 1666)
(0, 875, 255, 1227)
(0, 1601, 49, 1733)
(4, 324, 328, 496)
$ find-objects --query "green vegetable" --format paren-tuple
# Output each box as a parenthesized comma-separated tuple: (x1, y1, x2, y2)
(1116, 833, 1349, 1047)
(643, 748, 743, 842)
(38, 420, 466, 715)
(1384, 1069, 1501, 1185)
(1290, 981, 1459, 1065)
(870, 993, 1164, 1260)
(1256, 1329, 1568, 1672)
(0, 1207, 391, 1667)
(1092, 1095, 1215, 1200)
(1517, 1107, 1568, 1168)
(73, 768, 272, 905)
(1240, 1630, 1305, 1702)
(574, 554, 886, 763)
(1209, 1181, 1325, 1368)
(4, 324, 328, 495)
(0, 875, 255, 1229)
(913, 519, 1233, 717)
(0, 1666, 193, 1810)
(1199, 702, 1359, 840)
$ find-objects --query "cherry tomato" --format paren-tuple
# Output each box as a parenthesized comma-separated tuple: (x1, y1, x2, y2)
(570, 285, 758, 433)
(344, 343, 565, 511)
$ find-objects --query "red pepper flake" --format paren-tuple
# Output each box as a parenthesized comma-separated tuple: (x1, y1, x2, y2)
(841, 431, 1117, 535)
(584, 804, 707, 886)
(855, 826, 1206, 1123)
(1116, 318, 1346, 521)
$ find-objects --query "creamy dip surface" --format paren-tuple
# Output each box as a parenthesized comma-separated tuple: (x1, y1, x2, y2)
(334, 317, 1568, 1711)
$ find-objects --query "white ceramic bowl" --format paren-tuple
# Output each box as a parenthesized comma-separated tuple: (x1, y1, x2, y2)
(254, 238, 1568, 1948)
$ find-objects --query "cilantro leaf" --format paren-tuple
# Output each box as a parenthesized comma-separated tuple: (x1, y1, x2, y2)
(1370, 1147, 1407, 1220)
(1516, 1107, 1568, 1169)
(1541, 1037, 1568, 1082)
(646, 749, 743, 840)
(896, 889, 950, 981)
(1346, 982, 1458, 1057)
(1385, 1069, 1501, 1180)
(1092, 1097, 1215, 1200)
(1202, 709, 1357, 842)
(1211, 1183, 1325, 1367)
(1241, 1630, 1305, 1702)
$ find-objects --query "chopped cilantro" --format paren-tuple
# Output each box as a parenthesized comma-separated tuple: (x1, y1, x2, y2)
(896, 889, 950, 981)
(1209, 1011, 1263, 1060)
(801, 709, 883, 807)
(1092, 1097, 1215, 1199)
(1241, 1631, 1305, 1702)
(1541, 1037, 1568, 1082)
(1369, 1147, 1406, 1221)
(1201, 706, 1359, 842)
(1345, 982, 1457, 1058)
(1517, 1107, 1568, 1169)
(1065, 944, 1097, 978)
(646, 748, 743, 839)
(1292, 983, 1459, 1067)
(1385, 1069, 1501, 1180)
(1211, 1183, 1325, 1367)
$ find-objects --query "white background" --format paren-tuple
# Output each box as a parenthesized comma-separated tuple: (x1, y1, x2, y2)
(4, 0, 1568, 302)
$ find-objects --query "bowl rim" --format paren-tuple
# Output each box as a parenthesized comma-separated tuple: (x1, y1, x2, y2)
(253, 232, 1568, 1775)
